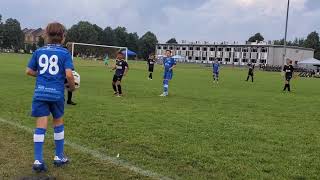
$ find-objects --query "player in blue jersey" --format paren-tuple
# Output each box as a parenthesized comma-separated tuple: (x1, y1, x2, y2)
(160, 50, 176, 97)
(212, 59, 220, 84)
(26, 22, 75, 173)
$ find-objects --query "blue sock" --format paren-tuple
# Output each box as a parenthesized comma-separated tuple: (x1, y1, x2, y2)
(163, 80, 169, 93)
(54, 125, 64, 158)
(34, 128, 46, 162)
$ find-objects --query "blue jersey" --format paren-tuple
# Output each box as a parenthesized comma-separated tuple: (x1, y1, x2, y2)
(28, 44, 74, 102)
(163, 57, 176, 72)
(213, 63, 220, 73)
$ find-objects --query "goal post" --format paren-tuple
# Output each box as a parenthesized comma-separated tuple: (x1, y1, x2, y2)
(67, 42, 128, 61)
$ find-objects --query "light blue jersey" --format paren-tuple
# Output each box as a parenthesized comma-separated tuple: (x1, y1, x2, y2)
(213, 63, 220, 74)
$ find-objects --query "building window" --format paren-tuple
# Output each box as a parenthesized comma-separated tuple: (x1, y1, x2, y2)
(261, 48, 268, 53)
(234, 48, 241, 52)
(242, 59, 248, 63)
(260, 60, 266, 63)
(209, 57, 215, 61)
(203, 47, 208, 51)
(195, 57, 200, 60)
(242, 48, 248, 52)
(234, 58, 239, 62)
(189, 47, 193, 50)
(157, 46, 161, 50)
(196, 47, 200, 51)
(163, 46, 167, 50)
(210, 47, 215, 51)
(217, 58, 222, 62)
(182, 47, 186, 50)
(188, 56, 192, 60)
(251, 48, 258, 52)
(218, 48, 223, 51)
(169, 47, 173, 50)
(225, 58, 230, 62)
(251, 59, 257, 63)
(226, 48, 231, 52)
(176, 47, 180, 50)
(202, 57, 206, 60)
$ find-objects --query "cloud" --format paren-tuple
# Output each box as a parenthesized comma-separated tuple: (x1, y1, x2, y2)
(0, 0, 319, 43)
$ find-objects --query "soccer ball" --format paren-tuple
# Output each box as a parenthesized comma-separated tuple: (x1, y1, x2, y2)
(73, 71, 80, 89)
(65, 71, 80, 90)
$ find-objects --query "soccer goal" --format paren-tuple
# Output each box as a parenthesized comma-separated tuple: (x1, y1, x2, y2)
(67, 42, 128, 61)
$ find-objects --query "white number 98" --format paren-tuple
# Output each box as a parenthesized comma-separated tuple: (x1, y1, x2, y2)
(38, 54, 59, 75)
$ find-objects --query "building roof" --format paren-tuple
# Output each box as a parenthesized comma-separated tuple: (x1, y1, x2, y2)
(156, 43, 314, 51)
(23, 28, 45, 37)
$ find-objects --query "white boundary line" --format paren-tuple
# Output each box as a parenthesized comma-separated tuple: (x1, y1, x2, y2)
(0, 117, 172, 180)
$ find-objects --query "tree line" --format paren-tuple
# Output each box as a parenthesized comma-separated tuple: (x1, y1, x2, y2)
(0, 14, 158, 59)
(248, 32, 320, 59)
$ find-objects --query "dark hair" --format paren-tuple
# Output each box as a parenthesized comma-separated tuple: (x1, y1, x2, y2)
(166, 50, 172, 53)
(45, 22, 66, 44)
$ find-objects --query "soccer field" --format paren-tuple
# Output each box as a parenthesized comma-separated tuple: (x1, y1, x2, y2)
(0, 53, 320, 179)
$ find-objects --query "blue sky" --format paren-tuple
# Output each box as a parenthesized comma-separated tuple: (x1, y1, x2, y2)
(1, 0, 319, 43)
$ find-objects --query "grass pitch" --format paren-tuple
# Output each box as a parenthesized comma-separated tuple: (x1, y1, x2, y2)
(0, 53, 320, 179)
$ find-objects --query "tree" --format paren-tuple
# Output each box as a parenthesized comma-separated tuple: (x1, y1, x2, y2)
(126, 32, 139, 52)
(248, 33, 264, 43)
(2, 18, 24, 50)
(66, 21, 98, 44)
(304, 31, 320, 59)
(101, 27, 116, 46)
(138, 31, 158, 59)
(166, 38, 178, 44)
(113, 27, 128, 47)
(37, 36, 45, 47)
(0, 14, 3, 48)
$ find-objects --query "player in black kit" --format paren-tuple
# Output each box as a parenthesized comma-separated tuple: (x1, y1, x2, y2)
(147, 53, 156, 80)
(283, 59, 294, 92)
(246, 62, 255, 82)
(112, 52, 129, 97)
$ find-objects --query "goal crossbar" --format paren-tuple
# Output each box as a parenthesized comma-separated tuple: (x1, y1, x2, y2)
(69, 42, 128, 61)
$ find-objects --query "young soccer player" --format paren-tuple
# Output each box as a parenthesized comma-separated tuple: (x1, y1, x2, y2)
(26, 22, 75, 172)
(160, 50, 176, 97)
(104, 54, 109, 66)
(213, 59, 220, 84)
(147, 53, 156, 80)
(246, 62, 255, 82)
(283, 59, 294, 92)
(112, 52, 129, 97)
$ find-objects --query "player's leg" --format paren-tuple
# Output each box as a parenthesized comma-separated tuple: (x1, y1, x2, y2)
(112, 75, 118, 95)
(51, 101, 69, 167)
(251, 74, 254, 82)
(287, 77, 292, 92)
(116, 81, 122, 96)
(246, 73, 250, 81)
(31, 100, 50, 172)
(67, 91, 76, 105)
(283, 79, 288, 91)
(215, 73, 219, 83)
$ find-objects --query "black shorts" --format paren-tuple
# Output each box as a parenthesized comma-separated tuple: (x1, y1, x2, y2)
(285, 75, 292, 81)
(248, 72, 254, 76)
(148, 66, 154, 72)
(113, 74, 123, 82)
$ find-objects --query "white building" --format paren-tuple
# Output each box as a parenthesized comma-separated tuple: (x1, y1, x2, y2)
(156, 43, 314, 66)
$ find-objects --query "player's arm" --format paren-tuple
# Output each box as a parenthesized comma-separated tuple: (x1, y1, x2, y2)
(25, 68, 37, 77)
(66, 69, 75, 91)
(170, 60, 177, 70)
(123, 63, 129, 76)
(26, 52, 38, 77)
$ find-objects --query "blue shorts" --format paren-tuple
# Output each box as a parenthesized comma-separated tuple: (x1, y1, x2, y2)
(214, 72, 219, 78)
(31, 100, 64, 119)
(163, 72, 173, 80)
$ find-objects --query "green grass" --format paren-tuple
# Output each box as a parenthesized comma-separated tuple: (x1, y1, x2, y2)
(0, 53, 320, 179)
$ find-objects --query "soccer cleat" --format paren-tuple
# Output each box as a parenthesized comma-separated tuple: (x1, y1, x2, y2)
(67, 101, 77, 105)
(159, 92, 168, 97)
(114, 92, 118, 95)
(116, 94, 123, 97)
(53, 156, 69, 167)
(32, 160, 48, 173)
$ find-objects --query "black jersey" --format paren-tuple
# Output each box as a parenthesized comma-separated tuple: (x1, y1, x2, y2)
(248, 63, 255, 74)
(147, 58, 156, 67)
(283, 65, 294, 76)
(115, 60, 128, 76)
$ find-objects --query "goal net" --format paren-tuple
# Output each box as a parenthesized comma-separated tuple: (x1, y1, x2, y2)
(66, 42, 128, 62)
